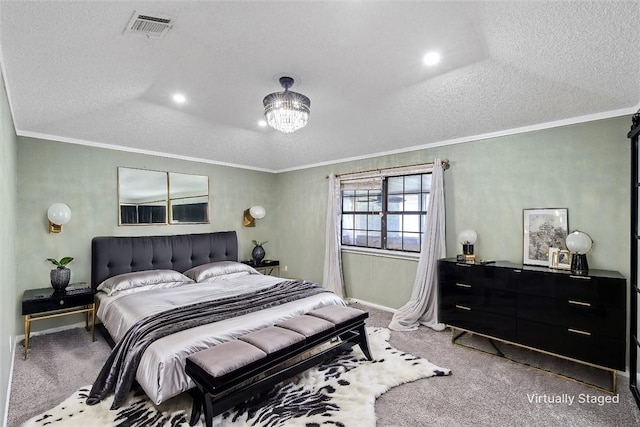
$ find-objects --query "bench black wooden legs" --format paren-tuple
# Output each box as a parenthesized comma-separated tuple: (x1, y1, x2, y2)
(355, 323, 372, 361)
(188, 388, 203, 426)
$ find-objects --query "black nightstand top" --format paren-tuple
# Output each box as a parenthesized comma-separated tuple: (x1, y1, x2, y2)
(22, 287, 95, 316)
(242, 259, 279, 267)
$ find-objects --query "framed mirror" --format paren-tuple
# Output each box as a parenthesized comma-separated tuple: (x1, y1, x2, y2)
(118, 168, 168, 224)
(169, 172, 209, 223)
(118, 167, 209, 225)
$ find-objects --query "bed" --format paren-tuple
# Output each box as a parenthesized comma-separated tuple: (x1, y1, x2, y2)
(90, 231, 346, 406)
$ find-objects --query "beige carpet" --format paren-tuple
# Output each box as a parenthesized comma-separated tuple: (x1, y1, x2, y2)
(7, 304, 640, 426)
(21, 327, 449, 426)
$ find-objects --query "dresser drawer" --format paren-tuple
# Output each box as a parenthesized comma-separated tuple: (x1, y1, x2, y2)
(440, 282, 516, 317)
(554, 275, 626, 307)
(517, 271, 625, 306)
(438, 260, 514, 291)
(438, 261, 471, 284)
(518, 319, 625, 370)
(440, 305, 516, 341)
(518, 295, 625, 338)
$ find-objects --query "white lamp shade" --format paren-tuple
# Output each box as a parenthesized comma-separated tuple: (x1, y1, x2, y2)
(458, 229, 477, 245)
(565, 231, 592, 254)
(47, 203, 71, 225)
(249, 205, 266, 220)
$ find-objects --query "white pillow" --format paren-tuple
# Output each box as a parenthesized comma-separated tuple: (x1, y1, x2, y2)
(97, 269, 194, 296)
(183, 261, 257, 283)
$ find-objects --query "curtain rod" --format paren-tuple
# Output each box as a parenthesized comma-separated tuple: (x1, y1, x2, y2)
(325, 159, 450, 179)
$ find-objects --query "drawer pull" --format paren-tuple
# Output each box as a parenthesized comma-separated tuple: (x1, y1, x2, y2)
(455, 283, 472, 288)
(455, 305, 471, 311)
(513, 269, 522, 273)
(568, 328, 591, 336)
(569, 275, 591, 280)
(568, 300, 591, 307)
(59, 300, 64, 306)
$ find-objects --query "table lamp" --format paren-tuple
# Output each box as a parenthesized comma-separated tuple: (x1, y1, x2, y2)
(458, 230, 478, 262)
(565, 230, 593, 275)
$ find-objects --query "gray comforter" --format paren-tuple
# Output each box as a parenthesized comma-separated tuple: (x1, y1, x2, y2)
(87, 280, 329, 409)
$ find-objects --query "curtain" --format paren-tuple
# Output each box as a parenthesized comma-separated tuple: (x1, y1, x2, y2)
(322, 173, 345, 298)
(389, 158, 446, 331)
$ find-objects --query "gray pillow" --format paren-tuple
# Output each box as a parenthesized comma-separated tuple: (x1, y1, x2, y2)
(97, 269, 194, 296)
(183, 261, 258, 283)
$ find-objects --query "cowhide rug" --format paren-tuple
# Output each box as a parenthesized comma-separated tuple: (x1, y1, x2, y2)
(24, 327, 450, 427)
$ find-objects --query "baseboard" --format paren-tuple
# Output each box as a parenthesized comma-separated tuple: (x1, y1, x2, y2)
(13, 320, 89, 343)
(346, 298, 396, 313)
(3, 336, 15, 427)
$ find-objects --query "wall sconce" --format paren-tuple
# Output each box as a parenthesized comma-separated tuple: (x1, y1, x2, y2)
(458, 229, 477, 262)
(47, 203, 71, 233)
(243, 205, 266, 227)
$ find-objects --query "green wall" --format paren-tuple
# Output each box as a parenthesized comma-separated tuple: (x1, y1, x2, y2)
(13, 116, 631, 329)
(7, 109, 633, 424)
(15, 139, 278, 334)
(274, 116, 630, 309)
(0, 68, 17, 427)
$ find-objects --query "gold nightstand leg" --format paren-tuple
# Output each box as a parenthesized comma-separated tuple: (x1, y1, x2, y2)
(91, 303, 96, 342)
(23, 315, 30, 360)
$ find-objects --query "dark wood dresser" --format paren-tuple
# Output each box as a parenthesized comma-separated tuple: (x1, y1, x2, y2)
(437, 258, 626, 391)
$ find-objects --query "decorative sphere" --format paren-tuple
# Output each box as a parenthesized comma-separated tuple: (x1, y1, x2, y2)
(249, 205, 266, 220)
(458, 229, 477, 245)
(47, 203, 71, 225)
(565, 231, 592, 254)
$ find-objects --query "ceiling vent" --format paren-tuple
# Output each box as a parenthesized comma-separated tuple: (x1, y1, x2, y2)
(124, 11, 173, 39)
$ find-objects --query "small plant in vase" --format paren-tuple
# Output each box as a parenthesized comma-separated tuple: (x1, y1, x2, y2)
(251, 240, 268, 266)
(47, 256, 74, 292)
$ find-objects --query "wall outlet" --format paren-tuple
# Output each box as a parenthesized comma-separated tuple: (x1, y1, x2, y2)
(283, 265, 288, 272)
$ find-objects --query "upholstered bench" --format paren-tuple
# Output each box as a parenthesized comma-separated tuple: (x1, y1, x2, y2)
(185, 305, 371, 427)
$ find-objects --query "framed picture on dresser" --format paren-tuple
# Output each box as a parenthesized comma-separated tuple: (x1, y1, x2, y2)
(557, 249, 571, 269)
(523, 208, 569, 266)
(549, 247, 571, 270)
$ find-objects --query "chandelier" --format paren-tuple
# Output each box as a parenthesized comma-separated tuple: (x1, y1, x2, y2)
(263, 76, 311, 134)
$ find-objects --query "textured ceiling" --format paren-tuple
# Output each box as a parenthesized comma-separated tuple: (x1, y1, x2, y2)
(1, 1, 638, 172)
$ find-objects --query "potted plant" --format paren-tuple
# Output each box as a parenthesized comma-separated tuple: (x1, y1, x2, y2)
(47, 256, 74, 291)
(251, 240, 268, 265)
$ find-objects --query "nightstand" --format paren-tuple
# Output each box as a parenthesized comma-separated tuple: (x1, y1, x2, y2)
(21, 287, 96, 359)
(242, 260, 280, 276)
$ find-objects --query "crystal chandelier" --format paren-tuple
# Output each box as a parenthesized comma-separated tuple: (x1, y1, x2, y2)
(263, 76, 311, 134)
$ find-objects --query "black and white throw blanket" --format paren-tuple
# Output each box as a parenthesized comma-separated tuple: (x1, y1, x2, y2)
(26, 327, 451, 427)
(87, 280, 330, 409)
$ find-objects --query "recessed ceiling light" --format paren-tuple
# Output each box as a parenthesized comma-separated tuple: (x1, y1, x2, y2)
(258, 119, 267, 127)
(423, 51, 441, 66)
(172, 93, 186, 104)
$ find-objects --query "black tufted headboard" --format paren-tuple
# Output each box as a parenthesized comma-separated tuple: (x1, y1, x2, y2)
(91, 231, 238, 290)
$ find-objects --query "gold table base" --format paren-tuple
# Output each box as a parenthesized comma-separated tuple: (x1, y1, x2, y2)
(23, 303, 96, 360)
(449, 326, 617, 394)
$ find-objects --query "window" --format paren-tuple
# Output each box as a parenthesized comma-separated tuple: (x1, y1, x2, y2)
(341, 173, 432, 252)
